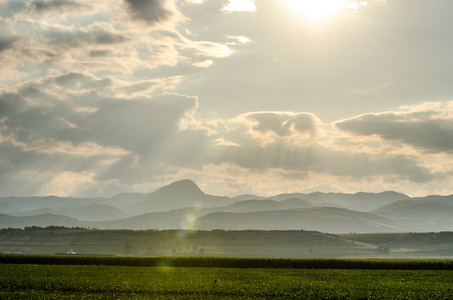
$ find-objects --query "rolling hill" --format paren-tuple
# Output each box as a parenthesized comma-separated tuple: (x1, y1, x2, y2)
(270, 191, 410, 211)
(192, 207, 408, 233)
(0, 213, 79, 228)
(371, 199, 453, 231)
(9, 204, 129, 221)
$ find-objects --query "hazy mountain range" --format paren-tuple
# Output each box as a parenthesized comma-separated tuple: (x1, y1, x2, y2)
(1, 179, 453, 233)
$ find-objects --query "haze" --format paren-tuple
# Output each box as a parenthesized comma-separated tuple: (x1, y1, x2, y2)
(1, 0, 453, 199)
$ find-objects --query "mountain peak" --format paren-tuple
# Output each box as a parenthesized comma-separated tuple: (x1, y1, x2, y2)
(168, 179, 202, 191)
(153, 179, 204, 197)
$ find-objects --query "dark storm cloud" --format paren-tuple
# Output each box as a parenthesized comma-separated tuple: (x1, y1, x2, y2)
(123, 0, 181, 27)
(335, 111, 453, 153)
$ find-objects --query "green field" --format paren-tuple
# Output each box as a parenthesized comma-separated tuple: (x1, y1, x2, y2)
(2, 256, 453, 299)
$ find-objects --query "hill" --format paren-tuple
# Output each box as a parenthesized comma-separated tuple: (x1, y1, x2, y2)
(0, 227, 372, 258)
(270, 191, 409, 211)
(193, 207, 408, 233)
(0, 213, 79, 228)
(10, 204, 129, 222)
(371, 199, 453, 231)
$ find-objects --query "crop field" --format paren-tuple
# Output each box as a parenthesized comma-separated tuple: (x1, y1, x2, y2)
(2, 256, 453, 299)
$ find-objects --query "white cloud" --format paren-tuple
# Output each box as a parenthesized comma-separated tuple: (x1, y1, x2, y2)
(193, 59, 213, 68)
(226, 35, 251, 45)
(192, 41, 233, 58)
(223, 0, 256, 13)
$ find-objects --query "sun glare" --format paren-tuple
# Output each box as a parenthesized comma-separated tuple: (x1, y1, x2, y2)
(286, 0, 347, 23)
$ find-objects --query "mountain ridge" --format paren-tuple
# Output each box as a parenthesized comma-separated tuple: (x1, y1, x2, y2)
(1, 179, 453, 233)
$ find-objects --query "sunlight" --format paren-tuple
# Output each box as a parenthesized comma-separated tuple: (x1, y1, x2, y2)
(286, 0, 347, 23)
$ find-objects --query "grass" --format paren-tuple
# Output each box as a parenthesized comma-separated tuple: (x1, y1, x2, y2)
(2, 263, 453, 299)
(2, 255, 453, 299)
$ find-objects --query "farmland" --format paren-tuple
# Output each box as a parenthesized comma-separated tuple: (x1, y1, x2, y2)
(3, 227, 453, 258)
(3, 228, 453, 298)
(2, 256, 453, 299)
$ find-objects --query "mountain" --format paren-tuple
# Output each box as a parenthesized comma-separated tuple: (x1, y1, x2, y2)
(193, 207, 408, 233)
(233, 194, 267, 201)
(270, 191, 410, 211)
(279, 198, 314, 209)
(94, 207, 210, 230)
(122, 179, 238, 214)
(0, 202, 20, 214)
(10, 204, 129, 221)
(0, 196, 102, 211)
(2, 179, 453, 233)
(0, 213, 79, 228)
(371, 199, 453, 231)
(105, 193, 152, 208)
(68, 204, 130, 221)
(220, 198, 314, 212)
(410, 195, 453, 207)
(84, 199, 315, 230)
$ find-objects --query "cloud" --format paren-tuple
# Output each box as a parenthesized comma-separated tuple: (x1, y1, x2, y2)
(226, 35, 251, 45)
(1, 72, 196, 149)
(0, 20, 139, 78)
(26, 0, 112, 18)
(0, 3, 235, 84)
(178, 110, 436, 185)
(193, 59, 213, 68)
(0, 71, 203, 195)
(245, 112, 319, 137)
(191, 41, 232, 58)
(0, 73, 443, 196)
(212, 138, 433, 183)
(223, 0, 256, 13)
(44, 22, 130, 48)
(0, 34, 18, 52)
(335, 102, 453, 153)
(121, 0, 183, 28)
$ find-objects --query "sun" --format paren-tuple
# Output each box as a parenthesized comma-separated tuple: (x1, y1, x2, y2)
(286, 0, 347, 23)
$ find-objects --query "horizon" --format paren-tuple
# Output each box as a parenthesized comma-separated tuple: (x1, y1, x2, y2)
(1, 178, 451, 199)
(2, 0, 453, 199)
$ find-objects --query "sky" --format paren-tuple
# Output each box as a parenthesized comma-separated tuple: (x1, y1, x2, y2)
(1, 0, 453, 198)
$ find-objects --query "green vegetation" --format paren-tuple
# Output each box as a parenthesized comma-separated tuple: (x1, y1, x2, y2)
(3, 227, 453, 258)
(3, 254, 453, 270)
(2, 261, 453, 299)
(0, 227, 373, 258)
